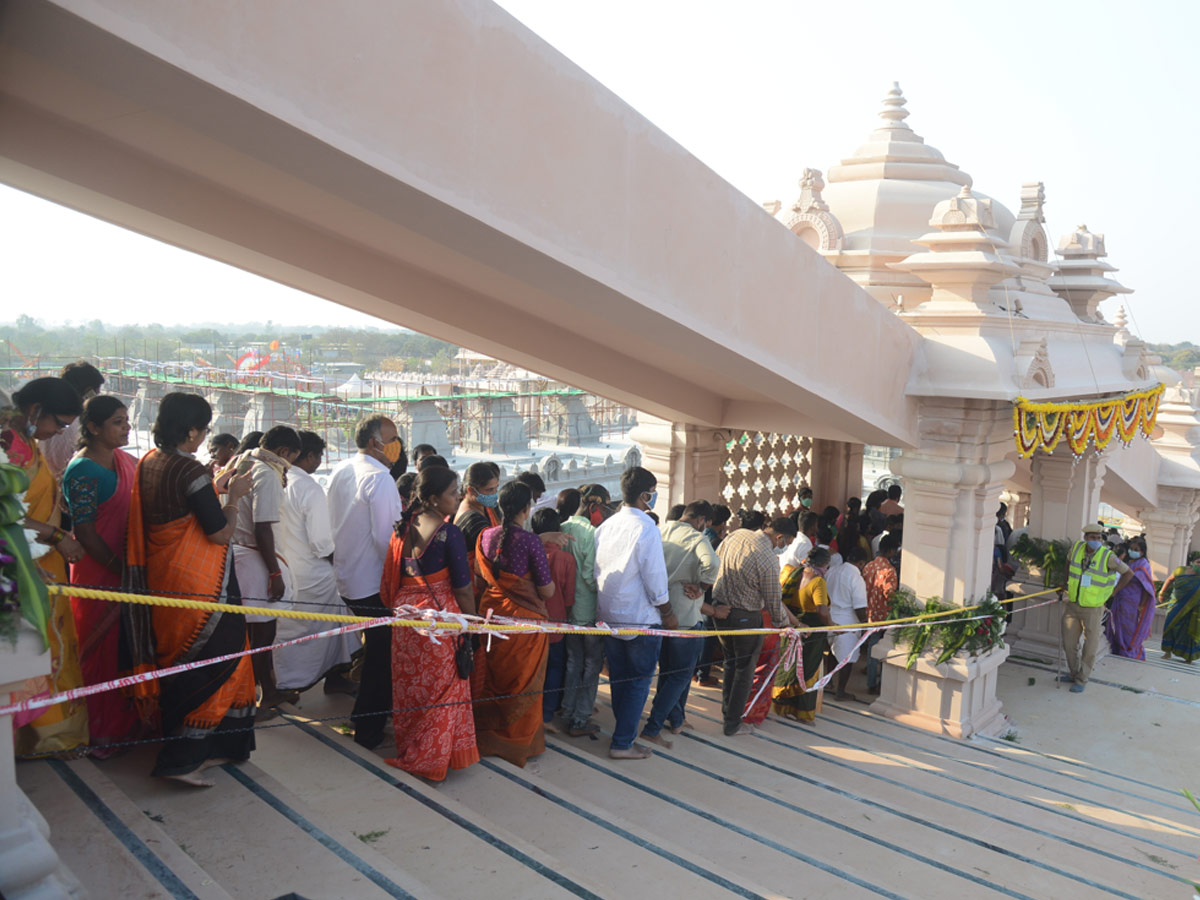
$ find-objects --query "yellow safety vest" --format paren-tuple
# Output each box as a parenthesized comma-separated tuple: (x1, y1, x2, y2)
(1066, 541, 1118, 607)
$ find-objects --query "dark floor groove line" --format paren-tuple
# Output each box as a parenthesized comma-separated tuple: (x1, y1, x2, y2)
(1006, 658, 1200, 709)
(673, 728, 1184, 897)
(46, 760, 201, 900)
(222, 764, 418, 899)
(288, 717, 603, 900)
(811, 704, 1200, 836)
(821, 696, 1198, 810)
(478, 759, 771, 900)
(533, 747, 913, 900)
(597, 697, 1182, 890)
(681, 699, 1197, 860)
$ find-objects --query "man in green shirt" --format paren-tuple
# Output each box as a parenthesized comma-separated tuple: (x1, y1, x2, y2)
(557, 488, 602, 736)
(641, 501, 724, 746)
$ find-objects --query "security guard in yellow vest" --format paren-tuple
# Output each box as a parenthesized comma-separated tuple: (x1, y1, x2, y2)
(1061, 525, 1132, 692)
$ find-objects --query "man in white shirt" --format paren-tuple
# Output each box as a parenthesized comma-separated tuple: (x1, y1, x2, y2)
(641, 500, 722, 747)
(327, 415, 406, 749)
(231, 425, 301, 719)
(779, 512, 818, 570)
(826, 546, 869, 701)
(594, 467, 675, 760)
(274, 431, 358, 697)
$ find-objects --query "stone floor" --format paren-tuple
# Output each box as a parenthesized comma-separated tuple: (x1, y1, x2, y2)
(17, 647, 1200, 899)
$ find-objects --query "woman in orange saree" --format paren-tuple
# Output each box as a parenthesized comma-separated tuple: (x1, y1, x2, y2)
(473, 482, 554, 767)
(381, 467, 479, 781)
(2, 378, 89, 756)
(125, 392, 256, 786)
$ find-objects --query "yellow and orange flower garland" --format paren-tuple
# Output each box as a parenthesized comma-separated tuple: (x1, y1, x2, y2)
(1013, 384, 1164, 458)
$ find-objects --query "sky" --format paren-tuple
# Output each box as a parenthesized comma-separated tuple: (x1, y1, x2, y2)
(3, 0, 1197, 342)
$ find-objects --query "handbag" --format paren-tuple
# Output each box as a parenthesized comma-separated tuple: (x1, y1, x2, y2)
(454, 634, 475, 680)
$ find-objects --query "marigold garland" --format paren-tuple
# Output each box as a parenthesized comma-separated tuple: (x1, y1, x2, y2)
(1013, 384, 1164, 459)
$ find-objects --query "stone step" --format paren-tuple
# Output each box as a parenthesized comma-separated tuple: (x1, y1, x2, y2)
(590, 694, 1174, 900)
(265, 703, 791, 899)
(93, 745, 441, 900)
(252, 710, 609, 899)
(822, 695, 1200, 832)
(677, 687, 1192, 899)
(17, 756, 235, 900)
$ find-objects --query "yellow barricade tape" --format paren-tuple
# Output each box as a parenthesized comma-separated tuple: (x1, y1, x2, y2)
(47, 583, 1061, 638)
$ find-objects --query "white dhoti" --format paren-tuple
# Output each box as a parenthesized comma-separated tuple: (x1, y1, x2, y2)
(273, 582, 360, 691)
(232, 543, 294, 624)
(274, 466, 362, 691)
(830, 628, 864, 664)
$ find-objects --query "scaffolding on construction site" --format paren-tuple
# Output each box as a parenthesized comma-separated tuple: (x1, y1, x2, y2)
(1, 358, 636, 463)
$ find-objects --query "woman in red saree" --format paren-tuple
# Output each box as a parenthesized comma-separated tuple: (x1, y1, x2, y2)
(742, 608, 780, 726)
(125, 392, 256, 787)
(381, 467, 479, 781)
(62, 396, 140, 754)
(474, 481, 554, 767)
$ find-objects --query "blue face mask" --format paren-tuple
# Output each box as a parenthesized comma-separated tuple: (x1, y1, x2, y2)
(644, 491, 658, 510)
(1086, 539, 1102, 551)
(477, 491, 499, 509)
(1128, 550, 1142, 560)
(800, 497, 813, 509)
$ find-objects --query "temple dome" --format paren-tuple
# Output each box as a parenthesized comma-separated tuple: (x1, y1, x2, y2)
(818, 84, 1016, 301)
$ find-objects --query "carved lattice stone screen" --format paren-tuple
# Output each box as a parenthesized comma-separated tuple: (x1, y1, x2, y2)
(721, 433, 813, 515)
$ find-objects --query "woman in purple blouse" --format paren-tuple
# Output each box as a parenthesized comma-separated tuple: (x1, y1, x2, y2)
(473, 481, 556, 767)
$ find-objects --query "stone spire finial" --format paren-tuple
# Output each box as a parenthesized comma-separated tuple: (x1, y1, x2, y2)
(929, 185, 994, 231)
(794, 168, 829, 213)
(1057, 224, 1106, 259)
(878, 82, 912, 132)
(1048, 224, 1129, 322)
(891, 186, 1019, 312)
(1018, 182, 1046, 223)
(1114, 305, 1129, 332)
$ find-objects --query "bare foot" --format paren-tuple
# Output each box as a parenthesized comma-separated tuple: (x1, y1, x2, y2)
(833, 691, 858, 702)
(667, 720, 694, 735)
(543, 721, 560, 735)
(641, 732, 673, 749)
(162, 772, 214, 788)
(199, 757, 234, 771)
(256, 705, 281, 723)
(609, 744, 653, 760)
(727, 723, 756, 736)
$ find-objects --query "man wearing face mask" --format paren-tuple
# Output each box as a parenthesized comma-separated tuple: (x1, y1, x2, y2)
(327, 415, 406, 748)
(594, 466, 673, 759)
(1061, 525, 1133, 693)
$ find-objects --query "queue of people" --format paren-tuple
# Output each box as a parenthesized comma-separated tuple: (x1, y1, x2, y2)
(2, 371, 916, 783)
(28, 368, 1195, 787)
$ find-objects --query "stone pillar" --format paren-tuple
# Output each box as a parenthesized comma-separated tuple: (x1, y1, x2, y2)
(869, 399, 1014, 738)
(1027, 452, 1107, 541)
(1140, 486, 1200, 640)
(0, 623, 83, 899)
(1007, 491, 1031, 530)
(1008, 451, 1107, 662)
(809, 438, 865, 512)
(629, 414, 725, 518)
(1140, 486, 1200, 581)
